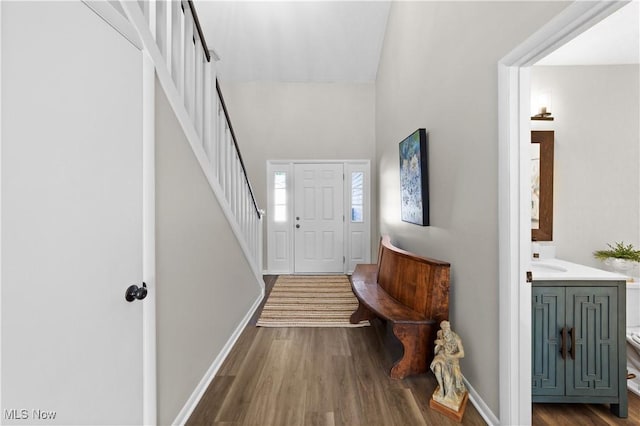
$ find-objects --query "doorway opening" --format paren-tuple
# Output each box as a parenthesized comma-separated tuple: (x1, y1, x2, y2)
(266, 160, 371, 274)
(497, 1, 630, 425)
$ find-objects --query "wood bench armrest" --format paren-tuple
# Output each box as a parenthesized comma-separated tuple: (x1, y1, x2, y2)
(351, 264, 378, 285)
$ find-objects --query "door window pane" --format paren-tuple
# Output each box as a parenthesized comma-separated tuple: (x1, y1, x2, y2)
(274, 171, 287, 222)
(351, 172, 364, 223)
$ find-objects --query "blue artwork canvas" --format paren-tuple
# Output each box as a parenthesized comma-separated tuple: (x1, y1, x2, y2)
(399, 129, 429, 226)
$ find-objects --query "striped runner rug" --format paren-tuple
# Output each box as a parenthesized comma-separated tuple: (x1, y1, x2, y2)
(256, 275, 370, 327)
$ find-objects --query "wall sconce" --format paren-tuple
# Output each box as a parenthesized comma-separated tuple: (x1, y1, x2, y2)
(531, 106, 553, 121)
(531, 92, 554, 121)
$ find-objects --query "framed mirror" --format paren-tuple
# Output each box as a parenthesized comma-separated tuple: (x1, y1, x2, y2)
(531, 131, 554, 241)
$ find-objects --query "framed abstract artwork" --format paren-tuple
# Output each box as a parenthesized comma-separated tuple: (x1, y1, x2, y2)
(399, 129, 429, 226)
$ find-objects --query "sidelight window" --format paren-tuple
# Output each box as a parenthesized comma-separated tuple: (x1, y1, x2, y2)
(351, 172, 364, 222)
(274, 171, 287, 222)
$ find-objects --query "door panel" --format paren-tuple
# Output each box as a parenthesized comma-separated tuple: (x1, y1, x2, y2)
(532, 287, 565, 395)
(2, 2, 143, 424)
(565, 287, 618, 397)
(345, 164, 371, 272)
(266, 164, 292, 273)
(294, 164, 344, 273)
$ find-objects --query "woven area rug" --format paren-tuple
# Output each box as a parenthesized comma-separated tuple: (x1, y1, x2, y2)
(256, 275, 370, 327)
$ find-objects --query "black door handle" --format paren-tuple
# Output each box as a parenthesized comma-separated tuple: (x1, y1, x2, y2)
(569, 327, 576, 360)
(125, 282, 148, 302)
(559, 327, 567, 360)
(296, 224, 300, 228)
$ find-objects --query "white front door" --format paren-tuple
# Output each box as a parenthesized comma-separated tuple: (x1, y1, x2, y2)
(294, 164, 344, 273)
(1, 2, 144, 424)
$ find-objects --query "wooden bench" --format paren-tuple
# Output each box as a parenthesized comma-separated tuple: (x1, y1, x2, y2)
(350, 235, 450, 379)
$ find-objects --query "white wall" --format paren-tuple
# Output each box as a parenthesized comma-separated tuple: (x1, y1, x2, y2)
(375, 1, 568, 415)
(531, 65, 640, 274)
(219, 82, 377, 263)
(155, 78, 262, 425)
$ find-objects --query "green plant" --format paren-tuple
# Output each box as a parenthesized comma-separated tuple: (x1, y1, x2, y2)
(593, 241, 640, 262)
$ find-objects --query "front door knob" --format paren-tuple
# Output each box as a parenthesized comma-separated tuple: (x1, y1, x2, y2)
(125, 282, 148, 302)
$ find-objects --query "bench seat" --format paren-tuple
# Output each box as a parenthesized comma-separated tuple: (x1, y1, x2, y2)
(351, 266, 430, 323)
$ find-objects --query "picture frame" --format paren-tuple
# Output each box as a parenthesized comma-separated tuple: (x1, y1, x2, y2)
(399, 129, 429, 226)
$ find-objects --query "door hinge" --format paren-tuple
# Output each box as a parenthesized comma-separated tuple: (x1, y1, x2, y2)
(343, 256, 346, 264)
(343, 214, 345, 222)
(526, 271, 533, 283)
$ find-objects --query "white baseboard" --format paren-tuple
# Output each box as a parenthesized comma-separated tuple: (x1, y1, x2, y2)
(172, 292, 264, 426)
(464, 377, 500, 426)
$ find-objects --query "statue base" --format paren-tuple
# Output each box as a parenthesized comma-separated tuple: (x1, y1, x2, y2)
(429, 390, 469, 423)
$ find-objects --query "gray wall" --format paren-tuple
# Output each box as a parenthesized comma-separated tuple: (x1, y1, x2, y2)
(531, 65, 640, 274)
(219, 81, 377, 262)
(375, 1, 568, 415)
(155, 78, 262, 425)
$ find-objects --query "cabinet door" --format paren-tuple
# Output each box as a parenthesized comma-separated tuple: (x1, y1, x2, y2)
(565, 287, 618, 397)
(532, 287, 565, 395)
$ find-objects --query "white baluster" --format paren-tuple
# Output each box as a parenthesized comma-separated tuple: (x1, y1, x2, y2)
(195, 45, 204, 140)
(226, 130, 232, 201)
(253, 209, 258, 261)
(155, 0, 168, 62)
(234, 153, 241, 216)
(240, 165, 246, 227)
(183, 6, 195, 120)
(239, 163, 244, 226)
(147, 1, 157, 40)
(208, 71, 218, 174)
(164, 0, 172, 69)
(242, 185, 248, 243)
(170, 1, 184, 96)
(258, 213, 264, 273)
(226, 130, 233, 202)
(217, 107, 223, 185)
(202, 61, 213, 164)
(219, 121, 227, 193)
(231, 148, 237, 214)
(212, 100, 220, 179)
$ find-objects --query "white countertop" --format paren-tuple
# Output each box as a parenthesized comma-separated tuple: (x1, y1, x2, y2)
(531, 258, 630, 281)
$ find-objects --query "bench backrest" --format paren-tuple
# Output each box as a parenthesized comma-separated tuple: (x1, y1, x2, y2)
(377, 235, 450, 323)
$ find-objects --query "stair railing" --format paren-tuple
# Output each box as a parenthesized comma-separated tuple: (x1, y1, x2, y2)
(122, 0, 264, 279)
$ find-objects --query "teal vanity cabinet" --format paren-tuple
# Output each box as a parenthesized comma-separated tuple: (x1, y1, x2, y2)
(532, 280, 627, 418)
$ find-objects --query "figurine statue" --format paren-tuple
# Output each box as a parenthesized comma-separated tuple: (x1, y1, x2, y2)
(430, 320, 467, 412)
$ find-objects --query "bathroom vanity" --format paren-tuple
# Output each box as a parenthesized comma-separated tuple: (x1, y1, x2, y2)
(531, 259, 628, 418)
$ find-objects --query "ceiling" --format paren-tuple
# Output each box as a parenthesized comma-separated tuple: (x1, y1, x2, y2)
(195, 1, 391, 82)
(536, 1, 639, 66)
(193, 1, 638, 83)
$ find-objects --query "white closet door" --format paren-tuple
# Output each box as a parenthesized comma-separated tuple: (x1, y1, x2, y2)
(2, 2, 144, 424)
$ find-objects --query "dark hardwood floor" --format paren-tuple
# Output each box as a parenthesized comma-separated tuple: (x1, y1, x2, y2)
(187, 275, 640, 426)
(532, 393, 640, 426)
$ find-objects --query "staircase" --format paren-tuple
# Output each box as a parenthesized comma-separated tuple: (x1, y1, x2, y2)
(120, 0, 264, 281)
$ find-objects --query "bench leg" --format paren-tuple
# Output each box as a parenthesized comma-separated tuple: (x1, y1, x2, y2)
(350, 300, 375, 324)
(390, 323, 432, 379)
